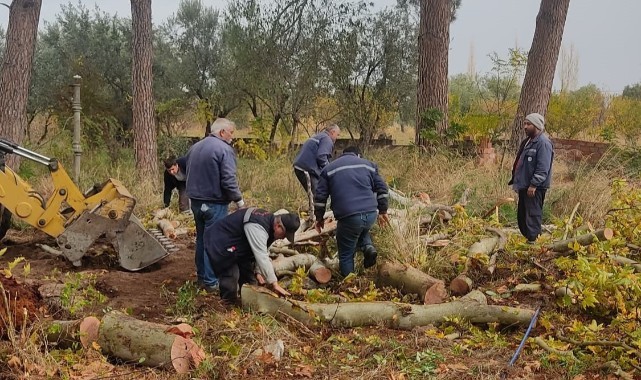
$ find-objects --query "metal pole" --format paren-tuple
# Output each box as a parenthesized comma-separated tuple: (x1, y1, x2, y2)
(71, 75, 82, 184)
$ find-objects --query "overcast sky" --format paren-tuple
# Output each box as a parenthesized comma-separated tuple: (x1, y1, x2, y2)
(0, 0, 639, 94)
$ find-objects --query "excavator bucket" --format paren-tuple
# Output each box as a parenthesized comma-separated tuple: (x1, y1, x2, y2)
(56, 179, 177, 270)
(114, 215, 176, 271)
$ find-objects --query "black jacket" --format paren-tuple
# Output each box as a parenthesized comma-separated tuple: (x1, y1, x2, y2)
(163, 156, 188, 207)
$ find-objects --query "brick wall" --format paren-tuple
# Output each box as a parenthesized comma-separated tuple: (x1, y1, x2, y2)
(551, 138, 610, 163)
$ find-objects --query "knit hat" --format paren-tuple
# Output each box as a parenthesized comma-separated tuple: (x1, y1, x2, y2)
(525, 113, 545, 131)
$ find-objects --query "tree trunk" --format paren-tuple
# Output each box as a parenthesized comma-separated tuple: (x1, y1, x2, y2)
(241, 286, 534, 328)
(509, 0, 571, 148)
(416, 0, 450, 146)
(131, 0, 158, 181)
(0, 0, 41, 170)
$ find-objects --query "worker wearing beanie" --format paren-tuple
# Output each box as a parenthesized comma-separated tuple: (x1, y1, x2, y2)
(508, 113, 554, 244)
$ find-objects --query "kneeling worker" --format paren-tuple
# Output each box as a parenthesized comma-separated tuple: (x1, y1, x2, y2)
(204, 207, 299, 304)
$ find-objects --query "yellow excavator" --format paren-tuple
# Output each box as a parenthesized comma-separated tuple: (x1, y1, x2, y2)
(0, 138, 175, 271)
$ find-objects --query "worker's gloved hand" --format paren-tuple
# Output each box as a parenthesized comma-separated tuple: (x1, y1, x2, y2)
(236, 199, 245, 208)
(378, 213, 390, 227)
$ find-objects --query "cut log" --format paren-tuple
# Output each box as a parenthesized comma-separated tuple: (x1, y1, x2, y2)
(513, 284, 542, 293)
(269, 247, 300, 257)
(43, 316, 100, 349)
(98, 311, 200, 373)
(376, 261, 447, 304)
(276, 219, 337, 247)
(157, 219, 178, 239)
(424, 282, 448, 304)
(421, 233, 449, 246)
(468, 237, 499, 258)
(241, 286, 534, 328)
(271, 253, 332, 284)
(549, 228, 614, 254)
(610, 255, 641, 273)
(449, 274, 473, 296)
(485, 228, 507, 275)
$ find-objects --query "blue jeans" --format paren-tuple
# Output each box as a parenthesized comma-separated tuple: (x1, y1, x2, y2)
(336, 211, 377, 276)
(191, 200, 228, 286)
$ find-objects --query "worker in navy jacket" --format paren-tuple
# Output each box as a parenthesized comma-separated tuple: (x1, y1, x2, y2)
(292, 124, 340, 198)
(314, 146, 389, 276)
(204, 207, 298, 304)
(186, 118, 244, 292)
(508, 112, 554, 243)
(163, 155, 190, 212)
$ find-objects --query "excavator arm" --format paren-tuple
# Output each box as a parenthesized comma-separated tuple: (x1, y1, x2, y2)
(0, 138, 175, 270)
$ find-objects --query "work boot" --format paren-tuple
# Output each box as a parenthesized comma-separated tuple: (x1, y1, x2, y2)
(363, 245, 378, 269)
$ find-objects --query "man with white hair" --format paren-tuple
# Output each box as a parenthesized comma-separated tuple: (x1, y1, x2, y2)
(185, 118, 244, 292)
(508, 113, 554, 244)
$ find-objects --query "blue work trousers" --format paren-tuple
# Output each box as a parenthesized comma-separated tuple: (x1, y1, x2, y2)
(336, 211, 377, 276)
(190, 200, 228, 286)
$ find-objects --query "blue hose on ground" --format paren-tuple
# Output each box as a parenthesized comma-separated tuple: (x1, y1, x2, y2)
(508, 306, 542, 367)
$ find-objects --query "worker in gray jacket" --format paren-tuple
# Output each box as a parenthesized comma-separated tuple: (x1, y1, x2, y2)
(314, 146, 389, 276)
(292, 124, 340, 198)
(186, 118, 244, 292)
(508, 113, 554, 243)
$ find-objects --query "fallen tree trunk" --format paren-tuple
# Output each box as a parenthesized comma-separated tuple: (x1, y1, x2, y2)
(549, 228, 614, 253)
(377, 261, 447, 304)
(451, 236, 499, 295)
(241, 286, 534, 328)
(43, 316, 100, 349)
(98, 311, 202, 374)
(271, 253, 332, 284)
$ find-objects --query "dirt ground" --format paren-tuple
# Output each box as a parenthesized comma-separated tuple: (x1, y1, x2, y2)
(0, 228, 217, 324)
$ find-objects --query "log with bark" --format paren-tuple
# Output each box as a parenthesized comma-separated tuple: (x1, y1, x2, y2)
(275, 219, 338, 247)
(43, 316, 100, 349)
(241, 286, 534, 328)
(485, 228, 508, 275)
(271, 253, 332, 284)
(97, 311, 204, 374)
(377, 261, 447, 304)
(157, 219, 180, 239)
(609, 255, 641, 273)
(450, 236, 499, 295)
(549, 228, 614, 254)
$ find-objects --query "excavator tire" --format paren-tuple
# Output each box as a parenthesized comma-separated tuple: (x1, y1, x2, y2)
(0, 205, 11, 241)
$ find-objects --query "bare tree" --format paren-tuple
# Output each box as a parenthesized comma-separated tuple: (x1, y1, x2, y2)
(416, 0, 451, 146)
(0, 0, 41, 170)
(131, 0, 158, 180)
(510, 0, 571, 147)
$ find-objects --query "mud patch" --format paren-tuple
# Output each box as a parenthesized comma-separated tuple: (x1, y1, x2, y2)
(0, 276, 44, 336)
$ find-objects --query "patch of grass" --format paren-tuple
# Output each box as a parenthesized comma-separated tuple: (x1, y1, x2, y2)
(60, 272, 107, 317)
(164, 281, 200, 319)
